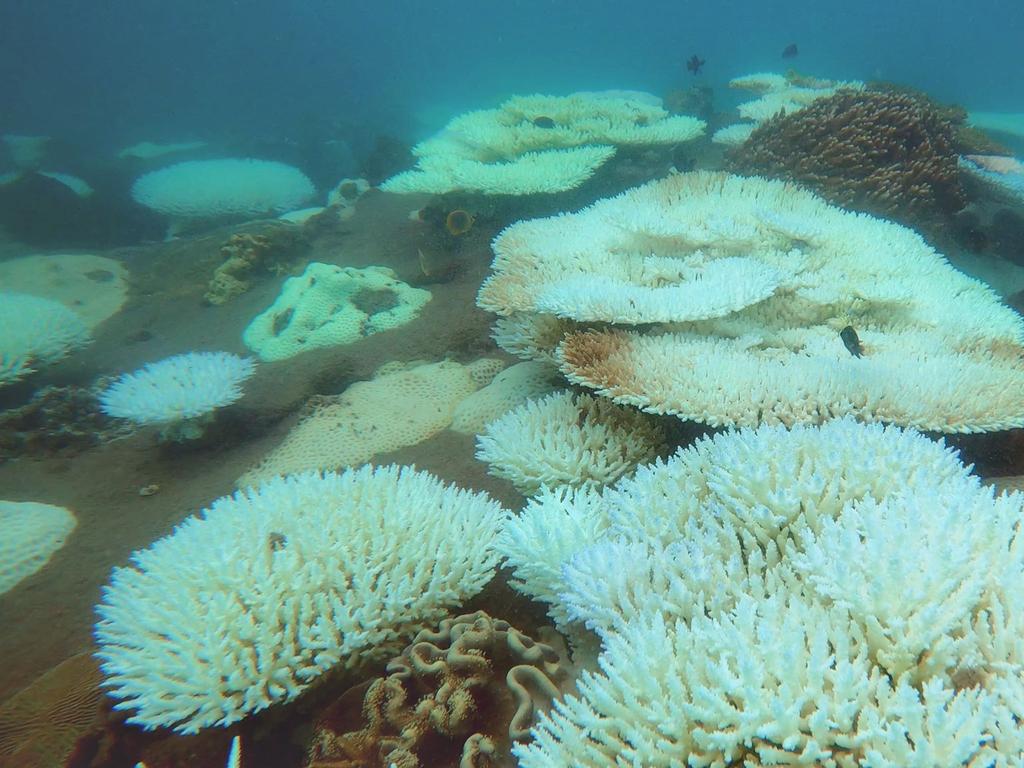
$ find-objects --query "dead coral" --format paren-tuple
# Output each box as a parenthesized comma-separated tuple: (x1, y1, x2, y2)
(728, 89, 966, 224)
(305, 611, 574, 768)
(0, 382, 131, 461)
(204, 225, 308, 305)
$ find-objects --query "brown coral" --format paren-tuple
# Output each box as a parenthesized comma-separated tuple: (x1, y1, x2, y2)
(204, 225, 308, 305)
(728, 89, 966, 224)
(305, 611, 573, 768)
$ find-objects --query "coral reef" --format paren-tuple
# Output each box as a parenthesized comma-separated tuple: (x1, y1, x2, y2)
(305, 611, 573, 768)
(728, 89, 966, 223)
(205, 226, 309, 305)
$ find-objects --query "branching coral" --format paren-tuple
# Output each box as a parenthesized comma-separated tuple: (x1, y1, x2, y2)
(305, 611, 573, 768)
(94, 467, 507, 733)
(502, 418, 1024, 767)
(476, 390, 667, 495)
(728, 89, 966, 223)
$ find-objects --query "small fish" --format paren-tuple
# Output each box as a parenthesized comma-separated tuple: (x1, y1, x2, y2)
(840, 325, 863, 357)
(686, 54, 705, 75)
(782, 43, 799, 59)
(532, 115, 556, 129)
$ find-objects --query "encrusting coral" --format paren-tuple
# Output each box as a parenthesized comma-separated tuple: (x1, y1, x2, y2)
(479, 171, 1024, 433)
(501, 417, 1024, 766)
(728, 89, 967, 223)
(242, 262, 432, 362)
(305, 611, 574, 768)
(94, 466, 507, 734)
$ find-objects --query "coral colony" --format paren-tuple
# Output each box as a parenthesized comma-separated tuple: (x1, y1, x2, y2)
(6, 73, 1024, 768)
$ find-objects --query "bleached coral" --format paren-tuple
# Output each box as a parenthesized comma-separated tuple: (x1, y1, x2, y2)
(0, 292, 90, 387)
(476, 390, 666, 495)
(95, 465, 507, 733)
(382, 146, 616, 196)
(479, 171, 1024, 432)
(243, 262, 431, 362)
(504, 418, 1024, 766)
(711, 121, 756, 146)
(496, 485, 610, 628)
(131, 158, 314, 218)
(99, 352, 255, 426)
(237, 359, 487, 488)
(383, 91, 704, 195)
(0, 500, 77, 595)
(450, 360, 563, 435)
(729, 71, 865, 124)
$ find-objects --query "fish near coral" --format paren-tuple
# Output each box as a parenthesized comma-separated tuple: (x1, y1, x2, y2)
(686, 54, 705, 75)
(445, 209, 475, 236)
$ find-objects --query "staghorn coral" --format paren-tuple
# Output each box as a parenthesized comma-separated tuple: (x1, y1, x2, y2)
(305, 611, 573, 768)
(729, 89, 966, 223)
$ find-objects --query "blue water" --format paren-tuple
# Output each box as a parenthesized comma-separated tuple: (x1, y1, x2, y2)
(3, 0, 1021, 152)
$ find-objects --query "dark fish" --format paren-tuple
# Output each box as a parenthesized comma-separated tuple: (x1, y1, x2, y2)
(782, 43, 799, 59)
(532, 116, 556, 129)
(840, 325, 863, 357)
(686, 54, 705, 75)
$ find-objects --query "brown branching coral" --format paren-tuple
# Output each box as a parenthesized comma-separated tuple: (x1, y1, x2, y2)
(305, 611, 574, 768)
(728, 89, 966, 224)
